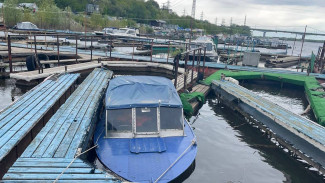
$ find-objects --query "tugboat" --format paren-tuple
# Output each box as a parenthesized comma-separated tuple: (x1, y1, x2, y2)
(94, 76, 197, 183)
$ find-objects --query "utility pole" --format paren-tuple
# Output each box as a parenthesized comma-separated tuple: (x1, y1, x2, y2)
(215, 17, 217, 25)
(167, 0, 170, 10)
(200, 11, 203, 21)
(298, 25, 307, 71)
(244, 15, 247, 26)
(183, 9, 186, 16)
(189, 0, 196, 50)
(221, 18, 225, 26)
(230, 17, 232, 26)
(191, 0, 196, 19)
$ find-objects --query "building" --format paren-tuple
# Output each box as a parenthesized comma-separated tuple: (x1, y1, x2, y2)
(86, 4, 100, 14)
(149, 20, 166, 27)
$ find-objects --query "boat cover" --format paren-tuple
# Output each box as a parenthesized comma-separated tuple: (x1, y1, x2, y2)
(105, 76, 182, 109)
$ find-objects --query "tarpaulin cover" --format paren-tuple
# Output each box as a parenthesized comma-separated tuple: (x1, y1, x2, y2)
(105, 76, 182, 109)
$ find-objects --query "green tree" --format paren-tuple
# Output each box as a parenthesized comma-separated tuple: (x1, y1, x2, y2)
(3, 0, 22, 27)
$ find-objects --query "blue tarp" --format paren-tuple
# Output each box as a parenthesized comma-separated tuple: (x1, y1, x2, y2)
(105, 76, 182, 109)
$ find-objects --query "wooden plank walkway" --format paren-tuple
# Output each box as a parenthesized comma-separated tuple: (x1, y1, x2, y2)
(212, 80, 325, 173)
(0, 73, 79, 178)
(10, 61, 186, 83)
(2, 68, 119, 182)
(190, 84, 211, 111)
(172, 70, 198, 91)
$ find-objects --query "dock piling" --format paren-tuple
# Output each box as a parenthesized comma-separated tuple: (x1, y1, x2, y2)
(57, 35, 60, 66)
(191, 50, 195, 82)
(7, 35, 12, 73)
(75, 35, 78, 63)
(90, 36, 93, 61)
(150, 39, 153, 62)
(202, 47, 206, 78)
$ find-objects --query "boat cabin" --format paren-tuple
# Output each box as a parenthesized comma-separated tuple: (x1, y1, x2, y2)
(104, 76, 184, 138)
(190, 36, 217, 52)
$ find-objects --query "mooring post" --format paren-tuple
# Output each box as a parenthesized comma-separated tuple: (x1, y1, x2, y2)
(202, 47, 207, 78)
(197, 48, 202, 81)
(8, 35, 12, 73)
(57, 35, 60, 66)
(191, 50, 195, 82)
(184, 53, 189, 91)
(90, 36, 93, 61)
(110, 36, 112, 59)
(150, 39, 153, 62)
(75, 35, 78, 63)
(132, 40, 135, 61)
(167, 41, 170, 63)
(34, 35, 41, 73)
(174, 55, 179, 88)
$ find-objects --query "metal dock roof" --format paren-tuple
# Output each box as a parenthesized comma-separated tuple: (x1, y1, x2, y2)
(2, 68, 120, 182)
(0, 73, 79, 177)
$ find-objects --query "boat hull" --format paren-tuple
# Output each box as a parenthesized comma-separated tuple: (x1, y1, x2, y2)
(94, 113, 197, 183)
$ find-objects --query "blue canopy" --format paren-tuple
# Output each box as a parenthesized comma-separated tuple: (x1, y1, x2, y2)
(105, 76, 182, 109)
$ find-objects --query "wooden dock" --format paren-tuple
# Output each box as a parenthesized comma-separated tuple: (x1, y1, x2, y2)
(190, 84, 211, 112)
(2, 68, 120, 182)
(9, 61, 195, 91)
(0, 73, 79, 178)
(212, 80, 325, 174)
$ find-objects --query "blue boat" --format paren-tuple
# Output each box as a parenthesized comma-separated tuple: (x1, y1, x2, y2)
(94, 76, 197, 183)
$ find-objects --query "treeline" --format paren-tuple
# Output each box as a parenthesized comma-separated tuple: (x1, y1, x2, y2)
(1, 0, 251, 35)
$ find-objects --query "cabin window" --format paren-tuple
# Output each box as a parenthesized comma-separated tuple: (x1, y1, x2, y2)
(136, 107, 158, 133)
(160, 107, 183, 130)
(206, 43, 212, 51)
(107, 109, 132, 132)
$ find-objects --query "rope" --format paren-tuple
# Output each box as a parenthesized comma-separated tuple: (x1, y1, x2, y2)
(53, 129, 105, 183)
(154, 139, 196, 183)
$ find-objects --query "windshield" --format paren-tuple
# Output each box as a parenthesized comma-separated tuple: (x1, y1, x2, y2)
(136, 107, 158, 133)
(107, 109, 132, 132)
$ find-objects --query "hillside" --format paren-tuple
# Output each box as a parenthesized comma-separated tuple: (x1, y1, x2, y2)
(1, 0, 251, 35)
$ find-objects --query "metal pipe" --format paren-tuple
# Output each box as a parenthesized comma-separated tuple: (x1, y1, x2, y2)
(57, 35, 60, 66)
(132, 40, 134, 61)
(197, 48, 202, 80)
(298, 25, 307, 71)
(191, 50, 195, 82)
(110, 36, 112, 58)
(34, 35, 41, 73)
(184, 53, 189, 91)
(75, 35, 78, 62)
(150, 39, 153, 62)
(174, 55, 179, 88)
(8, 35, 12, 73)
(167, 41, 170, 63)
(202, 47, 206, 78)
(90, 36, 93, 61)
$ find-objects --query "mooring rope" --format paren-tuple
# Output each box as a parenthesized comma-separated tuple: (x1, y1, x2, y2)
(53, 129, 105, 183)
(154, 139, 196, 183)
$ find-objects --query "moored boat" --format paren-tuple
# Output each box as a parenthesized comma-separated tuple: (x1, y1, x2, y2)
(94, 76, 197, 183)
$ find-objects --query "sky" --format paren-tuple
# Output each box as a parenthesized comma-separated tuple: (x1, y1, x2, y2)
(154, 0, 325, 35)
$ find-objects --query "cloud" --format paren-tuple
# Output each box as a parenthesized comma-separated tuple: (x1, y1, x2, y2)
(155, 0, 325, 32)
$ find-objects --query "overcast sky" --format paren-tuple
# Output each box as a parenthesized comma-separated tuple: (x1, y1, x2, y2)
(154, 0, 325, 34)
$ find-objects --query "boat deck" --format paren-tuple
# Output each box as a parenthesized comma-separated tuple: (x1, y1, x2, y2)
(212, 80, 325, 172)
(2, 68, 120, 182)
(0, 73, 79, 177)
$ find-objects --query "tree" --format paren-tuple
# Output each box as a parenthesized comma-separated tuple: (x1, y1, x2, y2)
(3, 0, 22, 27)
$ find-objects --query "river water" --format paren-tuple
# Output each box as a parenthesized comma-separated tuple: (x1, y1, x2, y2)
(185, 81, 324, 183)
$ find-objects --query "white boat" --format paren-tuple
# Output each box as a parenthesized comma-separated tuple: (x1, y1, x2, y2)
(94, 27, 118, 35)
(189, 36, 218, 62)
(108, 28, 139, 38)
